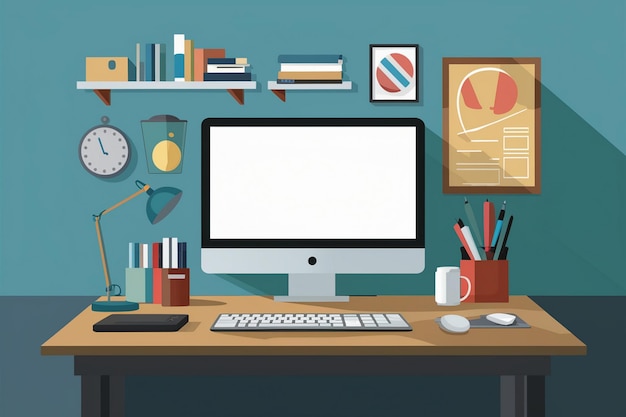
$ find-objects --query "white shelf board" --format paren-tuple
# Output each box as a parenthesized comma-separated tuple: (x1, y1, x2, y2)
(267, 81, 352, 90)
(77, 81, 257, 90)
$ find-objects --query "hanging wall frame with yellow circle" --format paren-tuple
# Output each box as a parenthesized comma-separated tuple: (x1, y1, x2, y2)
(141, 115, 187, 174)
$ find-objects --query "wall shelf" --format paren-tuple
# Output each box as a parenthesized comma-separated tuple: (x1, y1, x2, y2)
(76, 81, 257, 105)
(267, 81, 353, 101)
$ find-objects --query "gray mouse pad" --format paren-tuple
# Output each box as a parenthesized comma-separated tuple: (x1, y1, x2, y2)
(435, 314, 530, 328)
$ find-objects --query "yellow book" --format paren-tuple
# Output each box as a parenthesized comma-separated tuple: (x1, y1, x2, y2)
(184, 39, 194, 81)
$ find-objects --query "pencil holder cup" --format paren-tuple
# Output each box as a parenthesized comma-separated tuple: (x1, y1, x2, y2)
(125, 268, 153, 303)
(460, 260, 509, 303)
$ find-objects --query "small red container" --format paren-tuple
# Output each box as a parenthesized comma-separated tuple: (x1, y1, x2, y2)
(460, 260, 509, 303)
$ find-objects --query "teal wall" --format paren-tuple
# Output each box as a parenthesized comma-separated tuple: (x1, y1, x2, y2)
(1, 0, 624, 296)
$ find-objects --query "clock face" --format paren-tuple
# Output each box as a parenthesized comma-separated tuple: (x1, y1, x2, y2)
(79, 125, 130, 177)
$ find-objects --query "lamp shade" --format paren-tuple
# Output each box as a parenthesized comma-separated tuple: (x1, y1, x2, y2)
(145, 185, 183, 224)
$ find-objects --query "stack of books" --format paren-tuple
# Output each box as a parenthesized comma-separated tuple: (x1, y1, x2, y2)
(276, 54, 343, 84)
(174, 33, 250, 82)
(129, 42, 165, 81)
(204, 57, 251, 81)
(142, 43, 166, 81)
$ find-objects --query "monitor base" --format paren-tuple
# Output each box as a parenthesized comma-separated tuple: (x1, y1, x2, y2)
(276, 273, 349, 302)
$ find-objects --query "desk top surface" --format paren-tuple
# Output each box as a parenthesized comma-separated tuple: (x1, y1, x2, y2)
(41, 296, 586, 357)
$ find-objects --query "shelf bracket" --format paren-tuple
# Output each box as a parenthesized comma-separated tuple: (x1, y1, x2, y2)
(93, 89, 112, 106)
(271, 89, 286, 102)
(227, 89, 245, 105)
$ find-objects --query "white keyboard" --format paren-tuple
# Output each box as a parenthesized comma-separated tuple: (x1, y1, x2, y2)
(210, 313, 412, 331)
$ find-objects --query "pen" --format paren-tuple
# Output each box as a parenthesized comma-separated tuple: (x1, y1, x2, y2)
(488, 201, 507, 259)
(483, 199, 495, 253)
(456, 218, 482, 261)
(496, 215, 514, 260)
(453, 219, 474, 260)
(464, 197, 485, 258)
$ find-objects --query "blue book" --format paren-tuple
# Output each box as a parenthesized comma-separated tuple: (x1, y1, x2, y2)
(174, 34, 185, 81)
(178, 242, 187, 269)
(204, 73, 252, 81)
(278, 54, 342, 63)
(133, 242, 140, 268)
(145, 43, 155, 81)
(207, 58, 237, 64)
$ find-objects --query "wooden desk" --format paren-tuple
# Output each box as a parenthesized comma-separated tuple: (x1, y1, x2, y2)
(41, 296, 586, 417)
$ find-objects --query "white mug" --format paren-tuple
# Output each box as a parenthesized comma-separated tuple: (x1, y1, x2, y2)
(435, 266, 471, 306)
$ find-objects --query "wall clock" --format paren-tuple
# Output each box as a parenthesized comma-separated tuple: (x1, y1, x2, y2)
(79, 116, 131, 177)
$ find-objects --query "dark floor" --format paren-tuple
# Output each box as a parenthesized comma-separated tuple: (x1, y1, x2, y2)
(1, 296, 624, 416)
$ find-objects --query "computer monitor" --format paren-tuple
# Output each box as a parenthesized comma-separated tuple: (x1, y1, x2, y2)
(201, 118, 425, 301)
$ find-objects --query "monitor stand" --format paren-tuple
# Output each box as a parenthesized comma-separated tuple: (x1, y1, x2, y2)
(274, 273, 349, 302)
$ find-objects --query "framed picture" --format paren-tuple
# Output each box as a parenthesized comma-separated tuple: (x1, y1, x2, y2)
(370, 44, 419, 102)
(443, 57, 541, 194)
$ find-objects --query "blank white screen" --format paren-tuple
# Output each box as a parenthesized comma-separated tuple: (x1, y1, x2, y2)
(209, 126, 417, 239)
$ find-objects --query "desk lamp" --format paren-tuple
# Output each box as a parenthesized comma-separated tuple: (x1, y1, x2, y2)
(92, 180, 182, 312)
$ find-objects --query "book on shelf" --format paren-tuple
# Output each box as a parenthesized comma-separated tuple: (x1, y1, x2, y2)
(280, 62, 343, 72)
(204, 72, 252, 81)
(194, 48, 225, 81)
(278, 54, 342, 63)
(274, 54, 344, 85)
(207, 57, 248, 65)
(277, 71, 342, 80)
(174, 34, 185, 81)
(184, 39, 194, 81)
(135, 43, 141, 81)
(145, 43, 167, 81)
(146, 44, 154, 81)
(206, 64, 248, 73)
(204, 56, 251, 81)
(155, 43, 166, 81)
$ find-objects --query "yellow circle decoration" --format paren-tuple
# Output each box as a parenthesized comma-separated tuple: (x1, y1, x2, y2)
(152, 140, 182, 172)
(168, 132, 175, 138)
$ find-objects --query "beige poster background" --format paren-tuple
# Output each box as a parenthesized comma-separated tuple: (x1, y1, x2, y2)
(443, 58, 541, 194)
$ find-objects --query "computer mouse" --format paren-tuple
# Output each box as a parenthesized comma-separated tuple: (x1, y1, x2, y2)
(439, 314, 470, 334)
(486, 313, 516, 326)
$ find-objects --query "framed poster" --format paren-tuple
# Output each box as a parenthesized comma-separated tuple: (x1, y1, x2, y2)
(370, 44, 419, 102)
(443, 58, 541, 194)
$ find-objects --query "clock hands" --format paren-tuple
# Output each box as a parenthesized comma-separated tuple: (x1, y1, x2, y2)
(97, 137, 109, 155)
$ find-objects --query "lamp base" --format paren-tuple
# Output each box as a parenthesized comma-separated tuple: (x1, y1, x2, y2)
(92, 300, 139, 312)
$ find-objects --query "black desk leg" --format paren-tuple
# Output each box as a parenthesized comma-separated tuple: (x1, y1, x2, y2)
(500, 375, 545, 417)
(81, 375, 125, 417)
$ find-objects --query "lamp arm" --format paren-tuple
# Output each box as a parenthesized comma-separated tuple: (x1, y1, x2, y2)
(99, 182, 151, 217)
(93, 216, 112, 299)
(93, 181, 151, 300)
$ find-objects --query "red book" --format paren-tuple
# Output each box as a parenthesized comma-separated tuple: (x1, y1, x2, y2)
(152, 242, 161, 268)
(152, 242, 162, 304)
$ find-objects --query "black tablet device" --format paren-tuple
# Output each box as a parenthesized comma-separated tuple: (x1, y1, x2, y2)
(93, 314, 189, 332)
